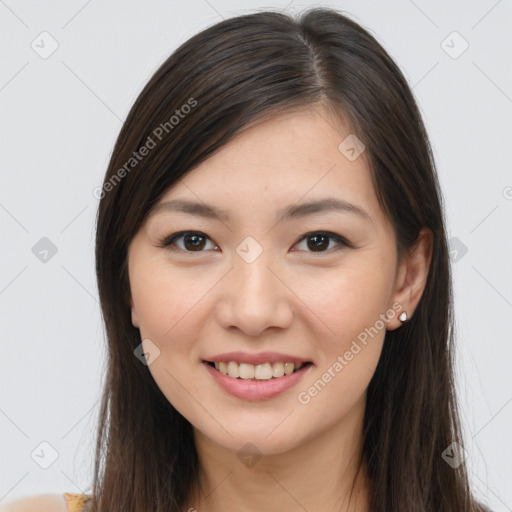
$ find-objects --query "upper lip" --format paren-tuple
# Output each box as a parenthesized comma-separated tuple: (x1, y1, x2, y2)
(204, 352, 311, 365)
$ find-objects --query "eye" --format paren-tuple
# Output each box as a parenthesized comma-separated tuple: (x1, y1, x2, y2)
(292, 231, 351, 253)
(159, 230, 351, 254)
(158, 231, 218, 252)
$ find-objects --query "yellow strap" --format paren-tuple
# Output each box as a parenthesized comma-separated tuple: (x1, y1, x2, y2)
(63, 493, 89, 512)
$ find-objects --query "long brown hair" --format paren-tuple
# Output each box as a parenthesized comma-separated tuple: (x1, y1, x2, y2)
(91, 7, 488, 511)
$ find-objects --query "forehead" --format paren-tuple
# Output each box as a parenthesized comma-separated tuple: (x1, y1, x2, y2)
(152, 106, 382, 225)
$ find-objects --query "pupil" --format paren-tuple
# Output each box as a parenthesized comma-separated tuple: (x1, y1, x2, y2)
(308, 234, 328, 251)
(183, 234, 329, 252)
(185, 234, 205, 251)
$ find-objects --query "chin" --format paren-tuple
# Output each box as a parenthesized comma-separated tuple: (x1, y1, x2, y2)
(195, 425, 306, 459)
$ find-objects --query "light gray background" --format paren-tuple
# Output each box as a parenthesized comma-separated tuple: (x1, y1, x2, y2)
(1, 0, 511, 510)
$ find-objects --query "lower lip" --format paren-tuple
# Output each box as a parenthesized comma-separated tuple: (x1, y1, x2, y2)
(203, 361, 312, 401)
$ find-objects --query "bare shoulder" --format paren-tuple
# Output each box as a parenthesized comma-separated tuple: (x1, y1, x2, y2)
(0, 493, 68, 512)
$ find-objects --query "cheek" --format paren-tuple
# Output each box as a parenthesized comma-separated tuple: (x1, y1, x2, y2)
(130, 262, 214, 343)
(295, 259, 393, 346)
(130, 264, 215, 420)
(291, 258, 391, 404)
(294, 270, 389, 422)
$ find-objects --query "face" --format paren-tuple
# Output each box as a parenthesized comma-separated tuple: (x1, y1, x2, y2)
(128, 106, 409, 456)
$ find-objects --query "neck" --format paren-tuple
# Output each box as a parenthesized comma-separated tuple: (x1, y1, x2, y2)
(184, 396, 371, 512)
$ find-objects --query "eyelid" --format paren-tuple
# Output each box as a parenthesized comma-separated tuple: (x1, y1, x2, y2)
(294, 231, 353, 252)
(158, 230, 352, 253)
(158, 231, 218, 251)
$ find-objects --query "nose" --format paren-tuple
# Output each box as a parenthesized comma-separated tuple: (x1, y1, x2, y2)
(215, 249, 294, 337)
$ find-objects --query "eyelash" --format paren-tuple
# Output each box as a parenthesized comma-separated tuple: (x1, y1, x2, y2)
(157, 230, 353, 255)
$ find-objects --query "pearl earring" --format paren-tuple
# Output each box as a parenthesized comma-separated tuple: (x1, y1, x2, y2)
(398, 311, 408, 322)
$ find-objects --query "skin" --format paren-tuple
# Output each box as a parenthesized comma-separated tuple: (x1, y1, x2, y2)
(128, 104, 432, 512)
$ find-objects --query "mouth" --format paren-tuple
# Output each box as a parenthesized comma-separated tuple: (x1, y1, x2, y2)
(203, 358, 313, 401)
(204, 360, 313, 380)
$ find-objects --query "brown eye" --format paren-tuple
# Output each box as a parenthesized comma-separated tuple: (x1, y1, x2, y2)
(293, 232, 350, 253)
(159, 230, 350, 255)
(159, 231, 217, 252)
(183, 233, 206, 251)
(307, 234, 330, 251)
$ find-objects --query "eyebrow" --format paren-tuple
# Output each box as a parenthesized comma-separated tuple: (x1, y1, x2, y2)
(150, 197, 373, 224)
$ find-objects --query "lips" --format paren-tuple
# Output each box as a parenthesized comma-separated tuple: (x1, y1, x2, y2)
(203, 359, 312, 401)
(201, 351, 314, 400)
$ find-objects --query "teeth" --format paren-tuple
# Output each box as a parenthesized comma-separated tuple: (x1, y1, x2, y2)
(254, 363, 272, 380)
(239, 363, 255, 379)
(284, 362, 294, 375)
(272, 362, 284, 377)
(227, 361, 240, 378)
(211, 361, 306, 380)
(218, 361, 227, 375)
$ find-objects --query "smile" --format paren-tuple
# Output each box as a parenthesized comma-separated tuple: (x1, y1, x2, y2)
(203, 360, 313, 401)
(207, 360, 310, 380)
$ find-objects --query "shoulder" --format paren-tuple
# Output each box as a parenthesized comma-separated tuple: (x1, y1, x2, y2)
(0, 493, 70, 512)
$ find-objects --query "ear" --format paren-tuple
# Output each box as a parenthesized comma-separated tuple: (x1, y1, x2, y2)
(387, 227, 433, 330)
(130, 295, 140, 328)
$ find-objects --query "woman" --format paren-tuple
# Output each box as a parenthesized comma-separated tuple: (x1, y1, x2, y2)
(3, 7, 492, 512)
